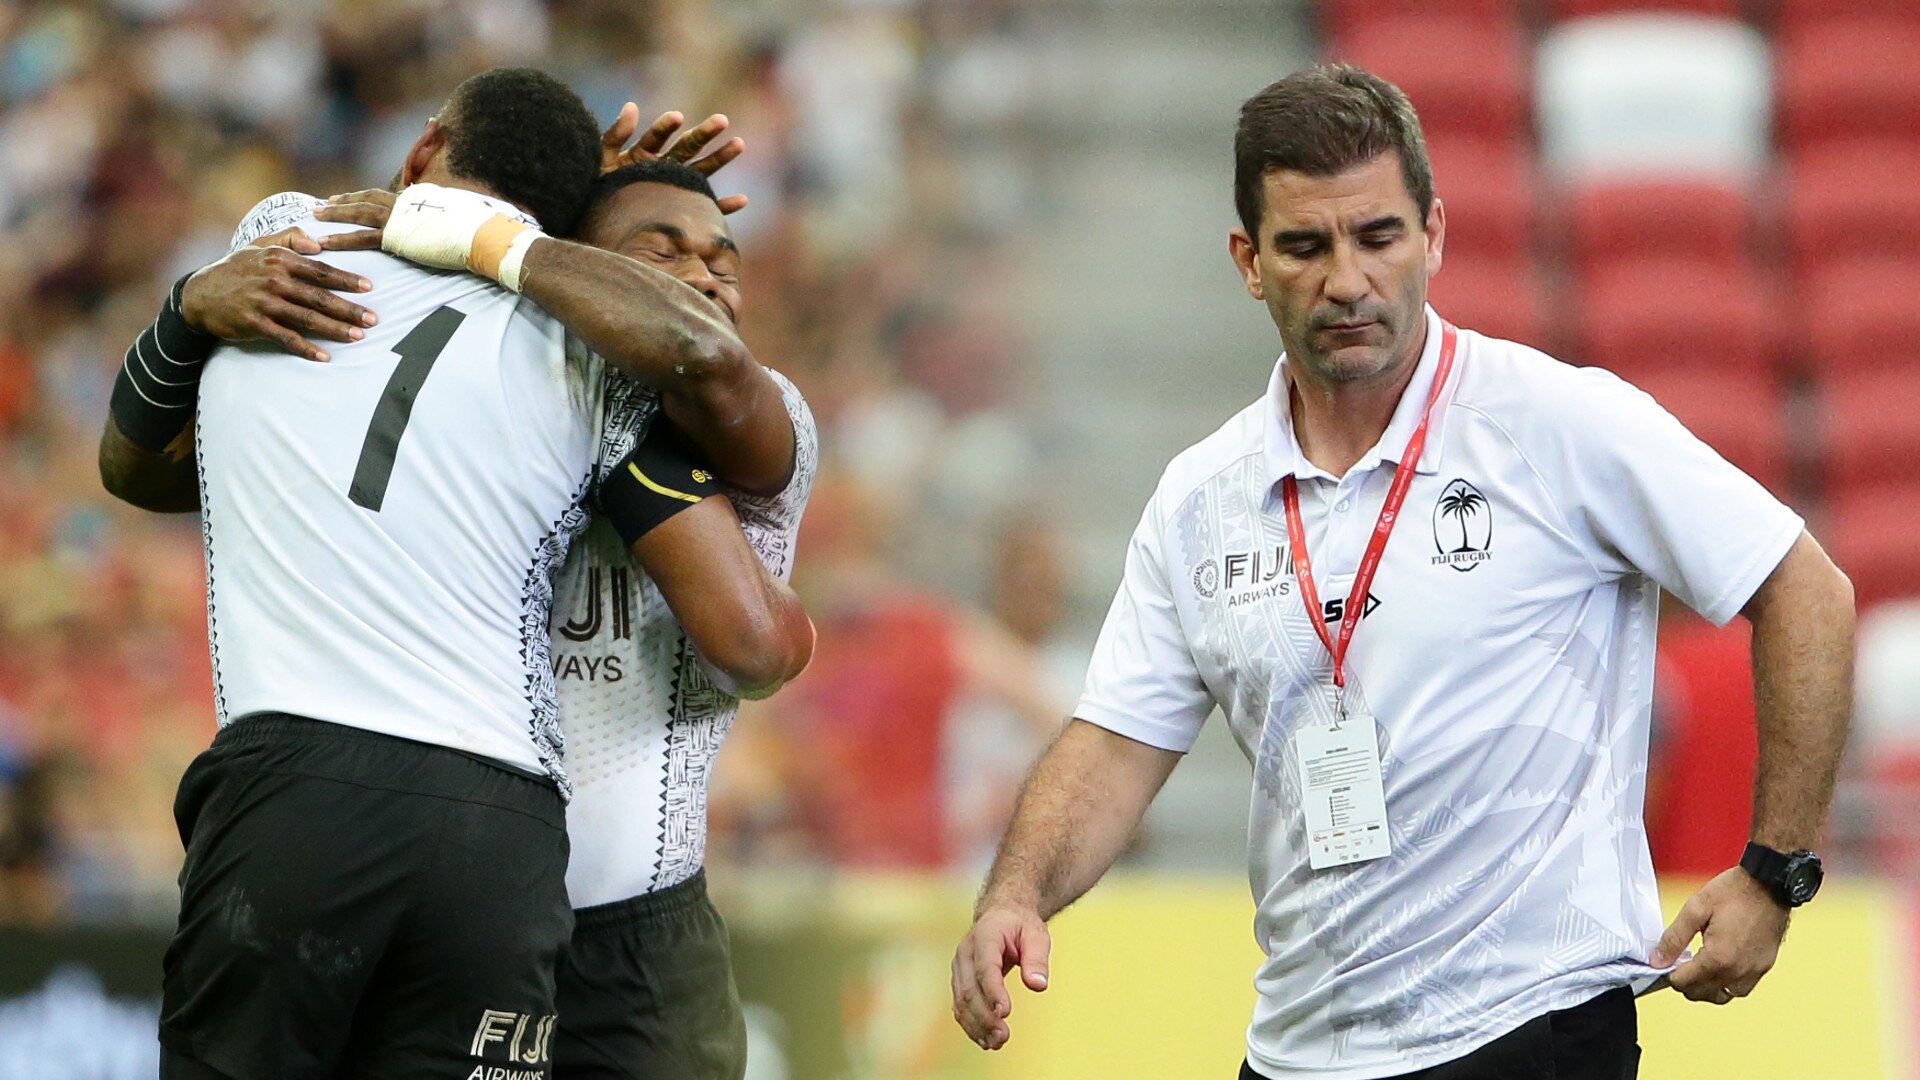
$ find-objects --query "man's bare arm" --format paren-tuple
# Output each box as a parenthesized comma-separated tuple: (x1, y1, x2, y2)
(1745, 530, 1855, 852)
(1655, 530, 1855, 1004)
(100, 416, 199, 513)
(952, 720, 1181, 1049)
(630, 495, 813, 699)
(515, 239, 794, 496)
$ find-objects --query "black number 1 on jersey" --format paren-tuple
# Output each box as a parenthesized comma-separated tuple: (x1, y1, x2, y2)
(348, 305, 465, 511)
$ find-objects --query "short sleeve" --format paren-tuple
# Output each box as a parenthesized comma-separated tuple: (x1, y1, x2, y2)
(1073, 492, 1217, 752)
(728, 368, 819, 570)
(1541, 369, 1803, 625)
(227, 192, 325, 253)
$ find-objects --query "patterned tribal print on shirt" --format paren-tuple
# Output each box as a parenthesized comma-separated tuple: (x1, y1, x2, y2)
(551, 369, 817, 909)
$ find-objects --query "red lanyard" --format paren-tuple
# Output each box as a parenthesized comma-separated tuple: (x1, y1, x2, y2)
(1280, 321, 1458, 691)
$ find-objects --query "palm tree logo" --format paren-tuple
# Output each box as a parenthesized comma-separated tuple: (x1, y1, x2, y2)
(1438, 487, 1485, 553)
(1432, 479, 1493, 571)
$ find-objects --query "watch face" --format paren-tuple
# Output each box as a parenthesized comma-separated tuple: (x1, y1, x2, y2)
(1785, 854, 1824, 905)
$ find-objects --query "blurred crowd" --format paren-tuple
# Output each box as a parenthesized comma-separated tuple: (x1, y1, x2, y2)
(0, 0, 1077, 926)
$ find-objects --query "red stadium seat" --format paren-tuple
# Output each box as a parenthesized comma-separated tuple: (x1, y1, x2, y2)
(1802, 260, 1920, 378)
(1773, 0, 1920, 32)
(1826, 483, 1920, 609)
(1632, 370, 1790, 494)
(1427, 135, 1535, 264)
(1552, 0, 1738, 17)
(1315, 0, 1522, 40)
(1429, 255, 1550, 351)
(1784, 142, 1920, 282)
(1814, 369, 1920, 491)
(1776, 21, 1920, 152)
(1327, 17, 1530, 142)
(1573, 258, 1779, 379)
(1565, 180, 1750, 275)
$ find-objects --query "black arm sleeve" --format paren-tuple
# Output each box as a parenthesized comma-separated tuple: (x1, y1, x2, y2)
(108, 274, 220, 451)
(595, 416, 724, 547)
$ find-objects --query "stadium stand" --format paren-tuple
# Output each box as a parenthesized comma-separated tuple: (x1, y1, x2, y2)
(1775, 19, 1920, 152)
(1328, 15, 1532, 143)
(1783, 142, 1920, 282)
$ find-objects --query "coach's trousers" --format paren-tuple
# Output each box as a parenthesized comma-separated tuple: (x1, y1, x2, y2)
(1239, 986, 1639, 1080)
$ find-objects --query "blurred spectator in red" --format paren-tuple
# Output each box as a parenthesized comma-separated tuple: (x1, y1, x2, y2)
(1646, 598, 1761, 877)
(766, 481, 1063, 870)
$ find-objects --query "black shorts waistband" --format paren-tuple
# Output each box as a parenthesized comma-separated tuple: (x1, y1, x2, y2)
(572, 870, 712, 934)
(210, 713, 564, 828)
(218, 714, 543, 777)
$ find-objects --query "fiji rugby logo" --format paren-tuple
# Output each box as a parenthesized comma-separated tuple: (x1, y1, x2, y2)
(1431, 479, 1492, 571)
(1194, 559, 1220, 598)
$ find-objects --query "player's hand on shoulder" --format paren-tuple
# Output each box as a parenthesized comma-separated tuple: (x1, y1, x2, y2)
(1652, 865, 1789, 1006)
(599, 101, 750, 214)
(315, 188, 397, 239)
(951, 905, 1050, 1051)
(181, 228, 377, 363)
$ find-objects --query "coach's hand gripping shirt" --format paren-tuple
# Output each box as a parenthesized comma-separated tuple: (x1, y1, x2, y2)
(196, 193, 603, 792)
(551, 369, 818, 908)
(1075, 307, 1803, 1079)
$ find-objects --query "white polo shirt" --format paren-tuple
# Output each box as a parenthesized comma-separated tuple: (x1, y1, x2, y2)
(1075, 306, 1802, 1079)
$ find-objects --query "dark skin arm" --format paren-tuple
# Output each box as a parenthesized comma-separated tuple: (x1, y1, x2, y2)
(318, 191, 795, 497)
(631, 496, 813, 697)
(521, 239, 795, 497)
(97, 229, 378, 513)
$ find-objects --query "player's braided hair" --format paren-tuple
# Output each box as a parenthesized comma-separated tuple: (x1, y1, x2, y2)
(1233, 64, 1435, 246)
(439, 67, 603, 236)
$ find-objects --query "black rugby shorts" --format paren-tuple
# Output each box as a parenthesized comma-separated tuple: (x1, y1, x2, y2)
(159, 713, 573, 1080)
(553, 870, 747, 1080)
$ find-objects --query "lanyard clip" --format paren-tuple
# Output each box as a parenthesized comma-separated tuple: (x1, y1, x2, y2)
(1332, 683, 1349, 729)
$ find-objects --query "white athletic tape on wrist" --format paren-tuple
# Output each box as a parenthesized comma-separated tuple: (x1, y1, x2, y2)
(382, 183, 541, 286)
(496, 229, 541, 293)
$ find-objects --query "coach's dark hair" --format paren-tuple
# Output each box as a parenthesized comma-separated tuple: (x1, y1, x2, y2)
(1233, 64, 1434, 246)
(438, 67, 602, 236)
(587, 160, 721, 212)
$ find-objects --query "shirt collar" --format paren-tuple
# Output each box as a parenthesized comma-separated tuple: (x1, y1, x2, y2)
(1262, 304, 1456, 486)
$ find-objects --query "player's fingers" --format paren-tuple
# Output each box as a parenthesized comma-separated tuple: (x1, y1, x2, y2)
(317, 228, 384, 253)
(248, 226, 317, 253)
(247, 313, 329, 363)
(716, 193, 750, 216)
(313, 202, 390, 230)
(635, 110, 685, 155)
(326, 188, 394, 205)
(275, 278, 376, 332)
(260, 295, 361, 348)
(602, 101, 640, 152)
(690, 135, 745, 175)
(283, 254, 374, 294)
(663, 114, 729, 163)
(1017, 923, 1051, 992)
(1652, 897, 1709, 967)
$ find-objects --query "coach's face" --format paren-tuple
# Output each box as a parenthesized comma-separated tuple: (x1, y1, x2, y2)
(577, 183, 742, 324)
(1228, 151, 1443, 386)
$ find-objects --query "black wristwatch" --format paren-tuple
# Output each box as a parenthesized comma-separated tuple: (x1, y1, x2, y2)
(1740, 842, 1823, 908)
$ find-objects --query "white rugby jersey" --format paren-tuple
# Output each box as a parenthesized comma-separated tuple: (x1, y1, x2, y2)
(195, 192, 602, 791)
(553, 369, 817, 908)
(1076, 307, 1802, 1079)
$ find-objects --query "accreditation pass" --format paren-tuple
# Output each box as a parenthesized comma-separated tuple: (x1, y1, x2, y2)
(1295, 713, 1391, 870)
